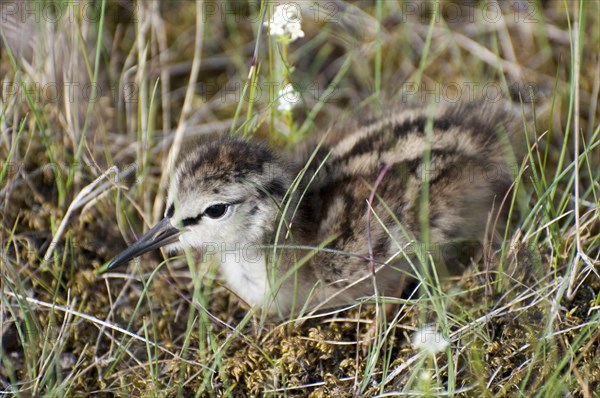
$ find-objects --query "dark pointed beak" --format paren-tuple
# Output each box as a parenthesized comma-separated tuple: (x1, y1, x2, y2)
(98, 218, 181, 274)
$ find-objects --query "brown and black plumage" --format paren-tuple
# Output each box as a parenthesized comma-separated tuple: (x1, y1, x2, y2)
(104, 102, 514, 316)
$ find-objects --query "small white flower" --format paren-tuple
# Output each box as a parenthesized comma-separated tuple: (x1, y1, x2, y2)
(419, 369, 432, 382)
(277, 83, 301, 111)
(411, 324, 449, 355)
(264, 4, 305, 42)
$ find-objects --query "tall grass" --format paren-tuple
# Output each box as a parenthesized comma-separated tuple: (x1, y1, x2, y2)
(0, 0, 598, 396)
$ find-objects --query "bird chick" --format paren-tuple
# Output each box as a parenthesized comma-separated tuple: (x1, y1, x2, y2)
(104, 102, 514, 317)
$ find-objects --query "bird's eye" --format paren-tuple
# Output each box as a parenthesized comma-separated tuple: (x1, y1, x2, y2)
(204, 204, 229, 219)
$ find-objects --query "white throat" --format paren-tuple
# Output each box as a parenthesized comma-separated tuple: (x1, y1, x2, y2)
(214, 242, 269, 307)
(213, 242, 313, 316)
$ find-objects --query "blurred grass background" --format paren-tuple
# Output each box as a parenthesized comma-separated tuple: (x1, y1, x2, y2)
(1, 0, 599, 396)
